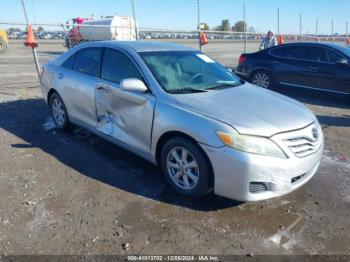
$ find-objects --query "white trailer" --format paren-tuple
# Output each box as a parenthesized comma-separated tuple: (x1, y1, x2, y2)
(65, 15, 137, 48)
(79, 16, 137, 41)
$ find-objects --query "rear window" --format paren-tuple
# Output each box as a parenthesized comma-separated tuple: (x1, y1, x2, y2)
(270, 46, 303, 58)
(270, 47, 282, 57)
(73, 48, 102, 77)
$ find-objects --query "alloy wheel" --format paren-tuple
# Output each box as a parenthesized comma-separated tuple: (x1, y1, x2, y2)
(252, 72, 270, 88)
(166, 147, 200, 190)
(52, 98, 66, 127)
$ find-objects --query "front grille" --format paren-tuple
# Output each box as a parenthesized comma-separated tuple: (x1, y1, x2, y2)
(249, 182, 273, 193)
(284, 137, 319, 158)
(279, 124, 323, 158)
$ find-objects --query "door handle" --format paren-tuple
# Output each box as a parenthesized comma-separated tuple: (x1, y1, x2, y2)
(96, 84, 112, 93)
(57, 73, 64, 79)
(309, 66, 319, 71)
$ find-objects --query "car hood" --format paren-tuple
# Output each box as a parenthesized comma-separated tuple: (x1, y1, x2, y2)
(174, 83, 316, 137)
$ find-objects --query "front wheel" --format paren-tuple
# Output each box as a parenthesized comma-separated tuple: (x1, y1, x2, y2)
(251, 70, 273, 89)
(160, 137, 212, 198)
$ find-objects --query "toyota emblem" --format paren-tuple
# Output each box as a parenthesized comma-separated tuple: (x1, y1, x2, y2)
(312, 127, 319, 140)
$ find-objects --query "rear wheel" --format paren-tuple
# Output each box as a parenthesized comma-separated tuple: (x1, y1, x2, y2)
(160, 137, 212, 198)
(49, 93, 71, 131)
(251, 70, 273, 88)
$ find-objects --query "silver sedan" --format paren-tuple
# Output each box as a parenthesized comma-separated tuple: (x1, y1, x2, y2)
(41, 41, 323, 201)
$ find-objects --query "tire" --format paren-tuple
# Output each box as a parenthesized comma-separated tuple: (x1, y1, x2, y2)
(160, 137, 212, 198)
(49, 93, 71, 131)
(0, 37, 8, 53)
(251, 70, 273, 89)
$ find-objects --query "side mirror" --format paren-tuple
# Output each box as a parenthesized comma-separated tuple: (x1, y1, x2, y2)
(120, 78, 148, 93)
(336, 58, 349, 66)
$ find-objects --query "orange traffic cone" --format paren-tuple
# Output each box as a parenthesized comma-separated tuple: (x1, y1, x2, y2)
(200, 32, 208, 46)
(277, 35, 284, 45)
(25, 24, 38, 48)
(346, 38, 350, 47)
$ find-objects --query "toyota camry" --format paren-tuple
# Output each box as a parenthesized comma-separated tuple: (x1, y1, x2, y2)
(41, 41, 323, 201)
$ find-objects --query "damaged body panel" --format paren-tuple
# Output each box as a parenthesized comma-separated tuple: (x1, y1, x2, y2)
(41, 41, 323, 202)
(94, 81, 155, 154)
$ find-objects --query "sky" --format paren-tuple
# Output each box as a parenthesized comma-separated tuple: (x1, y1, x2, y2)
(1, 0, 350, 34)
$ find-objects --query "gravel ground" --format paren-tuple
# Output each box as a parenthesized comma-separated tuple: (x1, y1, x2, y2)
(0, 40, 349, 257)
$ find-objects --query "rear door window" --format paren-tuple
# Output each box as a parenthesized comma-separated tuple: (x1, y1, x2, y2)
(101, 48, 142, 83)
(73, 48, 102, 77)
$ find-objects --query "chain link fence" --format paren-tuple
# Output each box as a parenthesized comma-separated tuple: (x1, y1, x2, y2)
(0, 22, 349, 91)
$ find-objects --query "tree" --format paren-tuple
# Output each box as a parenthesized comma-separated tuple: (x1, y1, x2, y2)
(200, 23, 210, 31)
(232, 21, 247, 32)
(215, 19, 231, 31)
(37, 26, 45, 32)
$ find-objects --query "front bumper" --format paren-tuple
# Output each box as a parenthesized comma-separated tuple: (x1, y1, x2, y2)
(201, 140, 323, 202)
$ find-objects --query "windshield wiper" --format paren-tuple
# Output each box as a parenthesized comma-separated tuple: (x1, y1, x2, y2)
(207, 82, 241, 90)
(168, 87, 208, 94)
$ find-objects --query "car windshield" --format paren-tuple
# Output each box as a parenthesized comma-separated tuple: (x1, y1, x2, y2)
(139, 51, 242, 93)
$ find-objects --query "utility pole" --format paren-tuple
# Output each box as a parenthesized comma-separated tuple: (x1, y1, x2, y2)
(197, 0, 202, 51)
(21, 0, 41, 82)
(316, 17, 319, 35)
(243, 3, 247, 52)
(21, 0, 29, 24)
(131, 0, 138, 40)
(346, 21, 348, 38)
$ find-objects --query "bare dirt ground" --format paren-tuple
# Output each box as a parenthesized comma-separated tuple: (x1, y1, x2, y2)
(0, 40, 349, 257)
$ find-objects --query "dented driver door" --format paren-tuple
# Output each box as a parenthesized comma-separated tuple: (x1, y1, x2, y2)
(94, 48, 156, 155)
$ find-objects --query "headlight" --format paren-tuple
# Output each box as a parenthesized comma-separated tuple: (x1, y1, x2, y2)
(217, 131, 287, 159)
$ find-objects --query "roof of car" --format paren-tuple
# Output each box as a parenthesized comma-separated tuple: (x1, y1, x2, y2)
(272, 41, 348, 53)
(86, 40, 198, 52)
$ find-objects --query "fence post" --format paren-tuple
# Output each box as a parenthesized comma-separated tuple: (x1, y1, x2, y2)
(331, 19, 334, 43)
(299, 13, 302, 41)
(277, 8, 280, 36)
(21, 0, 41, 83)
